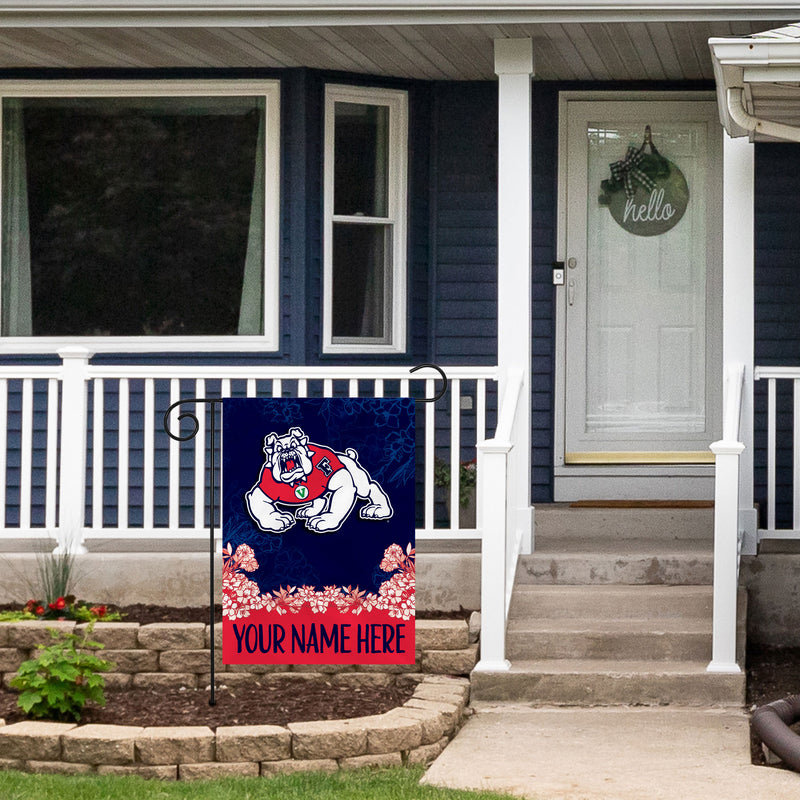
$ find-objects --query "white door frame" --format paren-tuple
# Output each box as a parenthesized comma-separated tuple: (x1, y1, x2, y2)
(553, 90, 722, 501)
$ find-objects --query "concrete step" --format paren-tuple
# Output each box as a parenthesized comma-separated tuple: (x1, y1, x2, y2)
(516, 544, 714, 585)
(471, 659, 745, 706)
(533, 505, 714, 541)
(508, 585, 714, 620)
(505, 618, 711, 661)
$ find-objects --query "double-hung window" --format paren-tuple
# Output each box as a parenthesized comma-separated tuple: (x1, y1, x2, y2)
(0, 80, 280, 352)
(323, 85, 408, 353)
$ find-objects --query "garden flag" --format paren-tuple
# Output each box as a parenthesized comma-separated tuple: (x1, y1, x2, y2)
(222, 398, 415, 665)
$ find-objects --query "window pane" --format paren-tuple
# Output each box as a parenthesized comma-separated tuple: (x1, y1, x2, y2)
(332, 222, 391, 340)
(333, 102, 389, 218)
(2, 95, 265, 337)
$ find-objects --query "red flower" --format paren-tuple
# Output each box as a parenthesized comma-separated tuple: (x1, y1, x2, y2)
(24, 599, 36, 612)
(35, 605, 45, 616)
(54, 597, 66, 610)
(90, 605, 107, 618)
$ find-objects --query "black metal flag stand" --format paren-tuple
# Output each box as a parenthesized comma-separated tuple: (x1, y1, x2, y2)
(161, 365, 448, 707)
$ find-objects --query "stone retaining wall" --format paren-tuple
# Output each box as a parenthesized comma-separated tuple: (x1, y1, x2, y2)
(0, 676, 470, 779)
(0, 618, 479, 690)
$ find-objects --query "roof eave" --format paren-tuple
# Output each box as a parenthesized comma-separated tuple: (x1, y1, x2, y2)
(0, 0, 796, 28)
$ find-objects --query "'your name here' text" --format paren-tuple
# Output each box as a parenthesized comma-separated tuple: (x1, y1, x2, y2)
(231, 621, 407, 655)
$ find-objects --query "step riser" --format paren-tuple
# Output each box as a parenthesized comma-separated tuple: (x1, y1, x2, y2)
(533, 508, 714, 540)
(471, 671, 745, 706)
(505, 631, 711, 662)
(509, 589, 713, 620)
(516, 555, 713, 586)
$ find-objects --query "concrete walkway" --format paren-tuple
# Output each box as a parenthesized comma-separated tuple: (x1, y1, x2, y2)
(422, 704, 800, 800)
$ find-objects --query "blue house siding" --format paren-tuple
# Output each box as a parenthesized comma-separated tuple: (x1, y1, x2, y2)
(753, 141, 800, 529)
(431, 82, 498, 365)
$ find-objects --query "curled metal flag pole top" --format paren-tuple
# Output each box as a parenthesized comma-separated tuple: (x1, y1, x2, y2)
(411, 364, 449, 403)
(159, 365, 448, 706)
(163, 398, 222, 707)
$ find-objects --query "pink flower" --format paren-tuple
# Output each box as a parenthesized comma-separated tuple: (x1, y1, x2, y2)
(380, 543, 405, 572)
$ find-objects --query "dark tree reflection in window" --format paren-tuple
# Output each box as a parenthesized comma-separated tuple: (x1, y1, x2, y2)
(20, 97, 263, 336)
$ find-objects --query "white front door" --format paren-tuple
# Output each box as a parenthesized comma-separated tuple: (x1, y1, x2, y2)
(556, 97, 722, 498)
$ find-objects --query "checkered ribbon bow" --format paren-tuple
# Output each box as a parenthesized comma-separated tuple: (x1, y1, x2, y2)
(609, 146, 657, 199)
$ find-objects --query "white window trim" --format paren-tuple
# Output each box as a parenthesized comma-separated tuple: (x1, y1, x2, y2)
(323, 84, 408, 355)
(0, 79, 281, 354)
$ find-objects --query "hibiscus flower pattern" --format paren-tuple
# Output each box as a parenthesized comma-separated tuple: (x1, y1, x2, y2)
(222, 542, 415, 621)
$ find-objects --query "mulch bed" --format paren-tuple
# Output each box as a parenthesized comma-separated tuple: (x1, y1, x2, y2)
(0, 680, 416, 730)
(746, 644, 800, 769)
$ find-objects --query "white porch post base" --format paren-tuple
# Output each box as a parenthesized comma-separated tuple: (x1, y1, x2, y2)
(707, 439, 744, 674)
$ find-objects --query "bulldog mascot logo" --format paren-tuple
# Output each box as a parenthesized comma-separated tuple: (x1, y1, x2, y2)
(245, 427, 394, 534)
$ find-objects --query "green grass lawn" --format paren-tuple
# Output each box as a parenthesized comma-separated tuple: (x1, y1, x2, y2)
(0, 767, 522, 800)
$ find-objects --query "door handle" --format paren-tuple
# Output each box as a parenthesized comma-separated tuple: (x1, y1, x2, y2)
(568, 278, 575, 306)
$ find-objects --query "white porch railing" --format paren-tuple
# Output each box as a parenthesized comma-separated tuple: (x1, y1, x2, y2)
(753, 365, 800, 539)
(708, 362, 745, 674)
(0, 348, 500, 551)
(473, 367, 525, 671)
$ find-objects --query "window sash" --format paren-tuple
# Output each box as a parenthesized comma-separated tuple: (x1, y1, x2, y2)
(323, 85, 407, 354)
(0, 80, 280, 354)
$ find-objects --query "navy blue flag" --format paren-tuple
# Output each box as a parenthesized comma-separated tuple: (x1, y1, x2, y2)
(222, 398, 415, 664)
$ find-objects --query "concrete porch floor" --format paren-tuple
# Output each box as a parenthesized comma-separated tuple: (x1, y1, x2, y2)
(422, 703, 800, 800)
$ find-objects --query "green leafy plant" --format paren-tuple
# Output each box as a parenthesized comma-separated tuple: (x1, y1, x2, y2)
(10, 623, 114, 722)
(433, 457, 477, 508)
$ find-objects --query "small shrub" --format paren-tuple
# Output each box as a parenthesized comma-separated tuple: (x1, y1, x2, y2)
(10, 623, 114, 722)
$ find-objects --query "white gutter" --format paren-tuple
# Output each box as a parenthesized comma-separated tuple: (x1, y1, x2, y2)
(0, 0, 796, 27)
(726, 86, 800, 142)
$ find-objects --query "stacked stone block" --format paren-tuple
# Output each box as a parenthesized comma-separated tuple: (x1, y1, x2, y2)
(0, 618, 478, 691)
(0, 676, 470, 778)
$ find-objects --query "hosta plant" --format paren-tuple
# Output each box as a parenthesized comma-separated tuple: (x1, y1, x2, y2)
(10, 623, 114, 722)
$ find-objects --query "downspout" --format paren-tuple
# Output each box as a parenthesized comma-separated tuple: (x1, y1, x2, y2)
(727, 87, 800, 143)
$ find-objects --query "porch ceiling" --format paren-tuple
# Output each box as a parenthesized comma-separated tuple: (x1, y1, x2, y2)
(0, 19, 793, 80)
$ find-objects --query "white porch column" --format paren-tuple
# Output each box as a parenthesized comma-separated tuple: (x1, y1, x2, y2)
(722, 134, 756, 555)
(495, 38, 534, 552)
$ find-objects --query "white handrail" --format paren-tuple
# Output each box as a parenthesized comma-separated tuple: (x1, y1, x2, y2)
(708, 362, 745, 674)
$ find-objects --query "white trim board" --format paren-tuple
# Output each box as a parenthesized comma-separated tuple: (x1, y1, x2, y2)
(0, 79, 281, 354)
(0, 1, 794, 28)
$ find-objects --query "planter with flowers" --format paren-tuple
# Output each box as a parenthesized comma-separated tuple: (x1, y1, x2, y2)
(433, 457, 477, 528)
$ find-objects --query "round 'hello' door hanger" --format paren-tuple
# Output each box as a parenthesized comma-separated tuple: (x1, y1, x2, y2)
(599, 125, 689, 237)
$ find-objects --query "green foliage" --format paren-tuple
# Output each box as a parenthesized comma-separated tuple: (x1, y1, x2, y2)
(10, 624, 114, 722)
(433, 458, 477, 508)
(0, 610, 36, 622)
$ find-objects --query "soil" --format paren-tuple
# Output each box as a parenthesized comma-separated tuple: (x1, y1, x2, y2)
(0, 679, 416, 730)
(746, 644, 800, 769)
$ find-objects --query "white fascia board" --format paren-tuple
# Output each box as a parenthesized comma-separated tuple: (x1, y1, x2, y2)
(0, 1, 798, 27)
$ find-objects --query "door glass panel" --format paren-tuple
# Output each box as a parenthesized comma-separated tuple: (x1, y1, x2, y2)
(584, 121, 708, 435)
